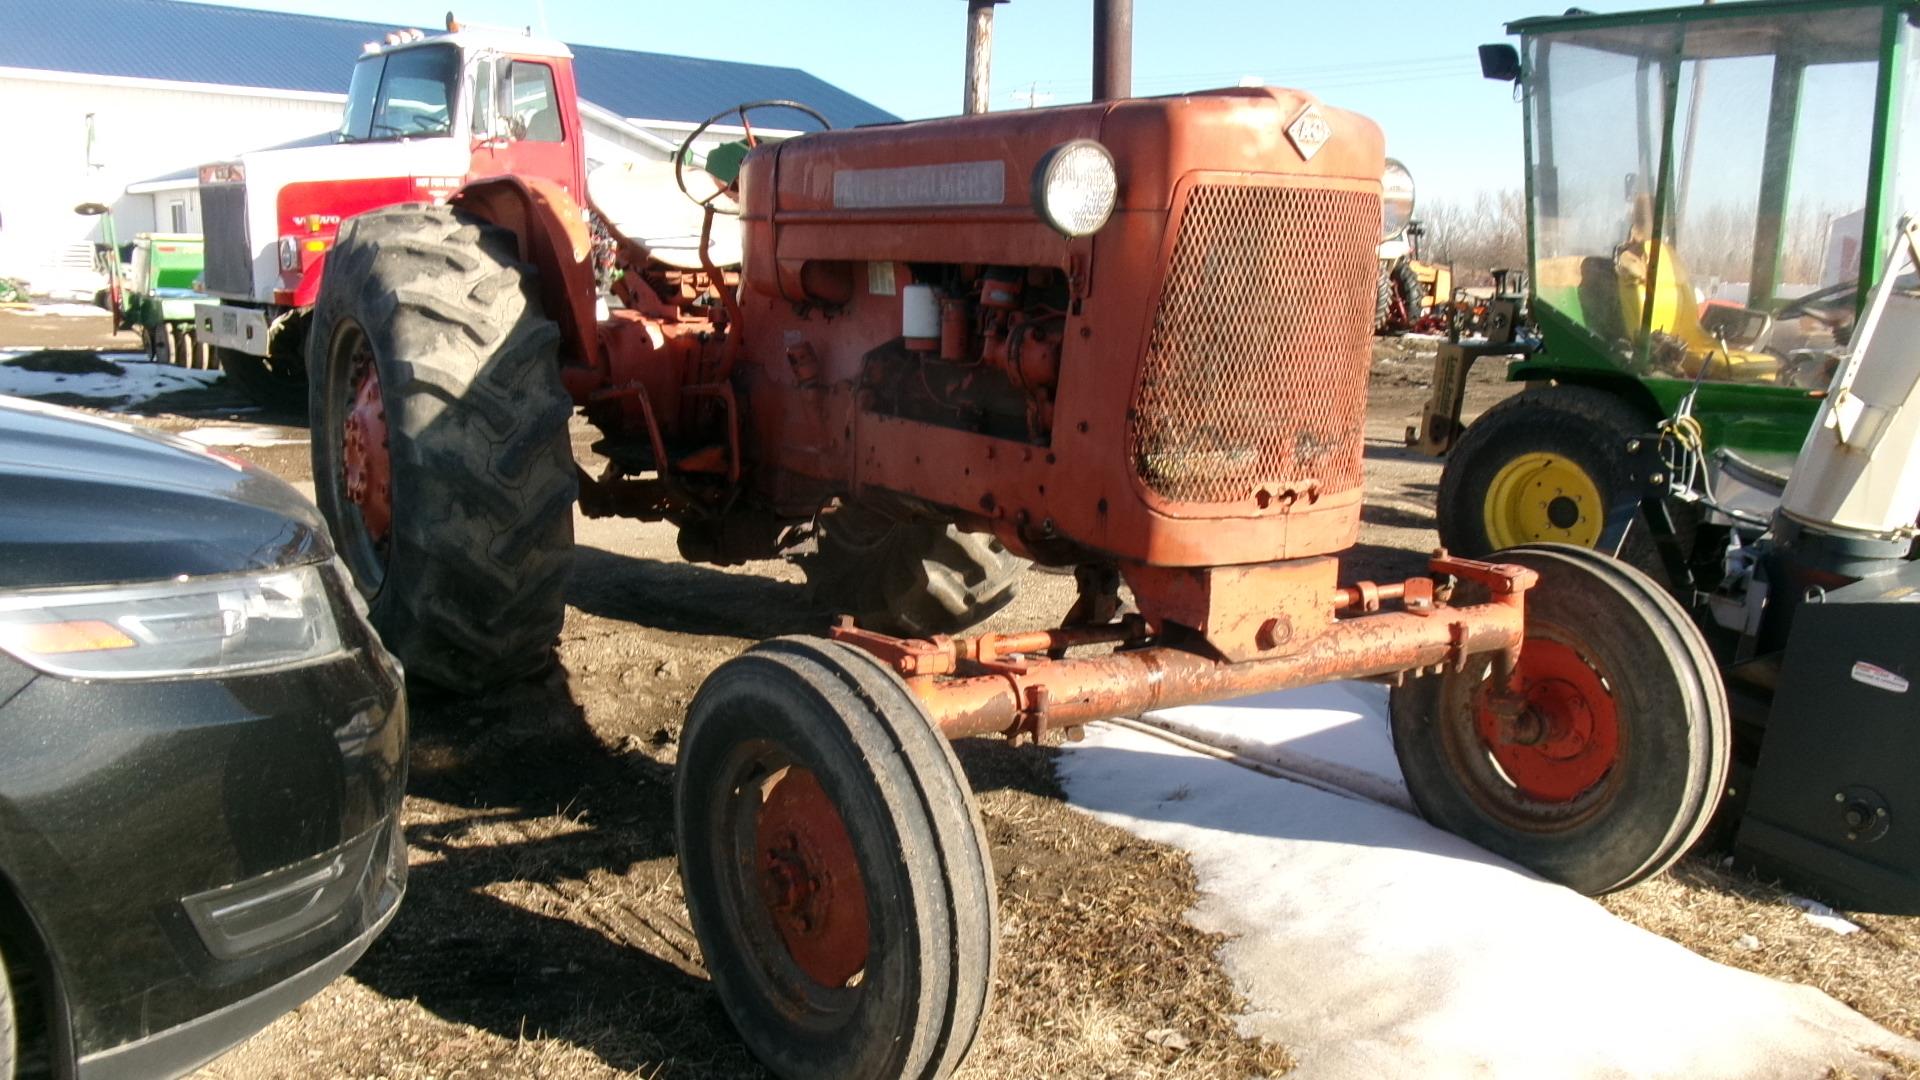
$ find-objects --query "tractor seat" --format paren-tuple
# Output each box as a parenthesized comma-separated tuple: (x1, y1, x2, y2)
(1616, 241, 1780, 382)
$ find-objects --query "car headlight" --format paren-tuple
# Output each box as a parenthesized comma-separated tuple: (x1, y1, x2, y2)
(0, 564, 346, 680)
(1382, 158, 1415, 241)
(278, 235, 301, 272)
(1032, 140, 1117, 237)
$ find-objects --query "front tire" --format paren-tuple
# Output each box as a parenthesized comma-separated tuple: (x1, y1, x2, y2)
(1390, 545, 1730, 894)
(309, 204, 576, 694)
(678, 637, 997, 1080)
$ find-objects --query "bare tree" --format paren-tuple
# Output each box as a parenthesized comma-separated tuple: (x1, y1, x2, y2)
(1414, 189, 1527, 285)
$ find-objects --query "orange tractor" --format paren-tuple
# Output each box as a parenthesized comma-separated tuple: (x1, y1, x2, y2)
(309, 3, 1729, 1076)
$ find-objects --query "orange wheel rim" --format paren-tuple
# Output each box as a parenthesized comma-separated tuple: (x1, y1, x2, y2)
(754, 766, 870, 988)
(1473, 639, 1620, 804)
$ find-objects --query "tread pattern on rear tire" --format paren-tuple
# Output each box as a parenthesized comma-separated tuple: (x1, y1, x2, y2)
(804, 512, 1023, 637)
(309, 204, 575, 694)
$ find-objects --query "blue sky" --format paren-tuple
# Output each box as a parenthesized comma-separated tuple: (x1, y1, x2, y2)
(195, 0, 1675, 202)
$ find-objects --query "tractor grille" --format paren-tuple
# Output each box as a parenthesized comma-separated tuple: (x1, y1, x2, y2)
(200, 183, 252, 297)
(1129, 183, 1381, 506)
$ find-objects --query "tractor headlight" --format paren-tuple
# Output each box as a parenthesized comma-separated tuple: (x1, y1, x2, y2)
(278, 235, 301, 272)
(1382, 158, 1415, 241)
(1032, 140, 1117, 238)
(0, 564, 347, 680)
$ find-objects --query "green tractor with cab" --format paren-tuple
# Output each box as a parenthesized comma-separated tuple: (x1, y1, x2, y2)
(1416, 0, 1916, 581)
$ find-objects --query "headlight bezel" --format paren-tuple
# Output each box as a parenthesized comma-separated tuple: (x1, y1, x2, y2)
(1382, 157, 1416, 242)
(0, 563, 349, 682)
(277, 235, 301, 272)
(1031, 139, 1119, 238)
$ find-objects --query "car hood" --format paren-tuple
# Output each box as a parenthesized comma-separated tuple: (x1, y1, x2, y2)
(0, 396, 329, 589)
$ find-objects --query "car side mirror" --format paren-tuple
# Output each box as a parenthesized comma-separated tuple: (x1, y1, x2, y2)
(1480, 44, 1522, 82)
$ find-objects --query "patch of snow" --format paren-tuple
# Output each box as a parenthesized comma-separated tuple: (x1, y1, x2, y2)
(179, 425, 307, 448)
(0, 353, 221, 409)
(14, 303, 112, 318)
(1059, 688, 1918, 1079)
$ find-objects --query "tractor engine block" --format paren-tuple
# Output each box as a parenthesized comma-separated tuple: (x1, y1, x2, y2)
(732, 87, 1385, 569)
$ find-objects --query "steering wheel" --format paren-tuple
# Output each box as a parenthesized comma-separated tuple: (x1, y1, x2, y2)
(673, 100, 831, 216)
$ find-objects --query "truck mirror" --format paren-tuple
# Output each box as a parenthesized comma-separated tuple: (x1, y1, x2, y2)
(1480, 44, 1521, 82)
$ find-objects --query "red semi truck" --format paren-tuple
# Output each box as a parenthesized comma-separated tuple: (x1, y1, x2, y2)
(193, 23, 589, 410)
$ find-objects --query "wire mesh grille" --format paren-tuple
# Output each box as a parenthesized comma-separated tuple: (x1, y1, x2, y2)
(1129, 184, 1381, 505)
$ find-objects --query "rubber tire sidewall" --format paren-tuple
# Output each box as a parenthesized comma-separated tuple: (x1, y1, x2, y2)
(1390, 545, 1724, 894)
(1437, 384, 1656, 562)
(677, 637, 995, 1080)
(308, 205, 576, 694)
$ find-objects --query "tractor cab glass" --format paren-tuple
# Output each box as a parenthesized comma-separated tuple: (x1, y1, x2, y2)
(1520, 3, 1906, 389)
(339, 44, 460, 143)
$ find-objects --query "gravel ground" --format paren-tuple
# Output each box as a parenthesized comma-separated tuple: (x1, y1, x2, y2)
(4, 311, 1914, 1079)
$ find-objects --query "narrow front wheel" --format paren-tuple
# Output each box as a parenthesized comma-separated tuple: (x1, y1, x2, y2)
(676, 637, 997, 1080)
(1390, 544, 1730, 894)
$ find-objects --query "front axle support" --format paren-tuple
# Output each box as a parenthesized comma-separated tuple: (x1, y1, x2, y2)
(830, 553, 1538, 742)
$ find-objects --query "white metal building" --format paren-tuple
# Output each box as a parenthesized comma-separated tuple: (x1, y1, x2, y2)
(0, 0, 897, 296)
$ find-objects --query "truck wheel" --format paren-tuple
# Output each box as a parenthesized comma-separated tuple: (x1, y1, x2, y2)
(139, 322, 169, 364)
(1390, 545, 1729, 894)
(804, 507, 1022, 637)
(309, 205, 576, 694)
(1437, 384, 1660, 565)
(678, 637, 996, 1080)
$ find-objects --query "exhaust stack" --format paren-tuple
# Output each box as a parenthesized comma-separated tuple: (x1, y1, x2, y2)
(1093, 0, 1132, 101)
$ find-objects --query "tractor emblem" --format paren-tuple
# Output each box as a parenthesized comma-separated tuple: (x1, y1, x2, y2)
(1286, 105, 1332, 161)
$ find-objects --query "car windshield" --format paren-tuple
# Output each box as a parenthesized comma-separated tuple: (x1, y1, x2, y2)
(338, 44, 459, 143)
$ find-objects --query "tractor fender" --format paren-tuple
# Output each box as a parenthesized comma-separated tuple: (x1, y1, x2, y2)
(449, 175, 603, 388)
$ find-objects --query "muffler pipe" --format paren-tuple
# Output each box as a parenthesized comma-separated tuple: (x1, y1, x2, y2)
(1093, 0, 1133, 101)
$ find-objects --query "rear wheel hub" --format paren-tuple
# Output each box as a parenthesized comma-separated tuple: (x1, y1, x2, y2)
(341, 345, 392, 545)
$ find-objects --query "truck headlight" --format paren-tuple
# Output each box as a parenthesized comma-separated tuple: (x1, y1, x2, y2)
(278, 236, 301, 272)
(1032, 140, 1117, 237)
(1382, 158, 1415, 241)
(0, 564, 347, 680)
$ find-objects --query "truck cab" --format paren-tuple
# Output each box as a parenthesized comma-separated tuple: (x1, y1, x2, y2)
(194, 24, 585, 408)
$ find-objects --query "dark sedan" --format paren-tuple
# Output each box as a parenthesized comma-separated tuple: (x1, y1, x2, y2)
(0, 395, 406, 1079)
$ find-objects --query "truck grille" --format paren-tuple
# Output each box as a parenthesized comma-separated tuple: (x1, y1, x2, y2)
(200, 183, 252, 297)
(1128, 183, 1381, 506)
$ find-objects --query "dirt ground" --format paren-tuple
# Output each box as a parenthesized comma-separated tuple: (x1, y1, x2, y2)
(5, 313, 1915, 1079)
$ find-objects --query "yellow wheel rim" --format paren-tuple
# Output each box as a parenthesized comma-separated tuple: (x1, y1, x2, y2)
(1483, 452, 1605, 549)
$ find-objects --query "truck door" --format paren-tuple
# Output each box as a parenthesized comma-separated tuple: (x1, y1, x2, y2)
(467, 57, 586, 200)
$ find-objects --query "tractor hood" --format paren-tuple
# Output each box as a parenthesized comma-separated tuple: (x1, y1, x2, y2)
(0, 397, 329, 589)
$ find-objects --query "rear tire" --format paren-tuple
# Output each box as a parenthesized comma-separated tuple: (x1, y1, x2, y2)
(309, 204, 576, 694)
(1390, 545, 1730, 894)
(678, 637, 996, 1080)
(0, 946, 14, 1080)
(804, 507, 1022, 637)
